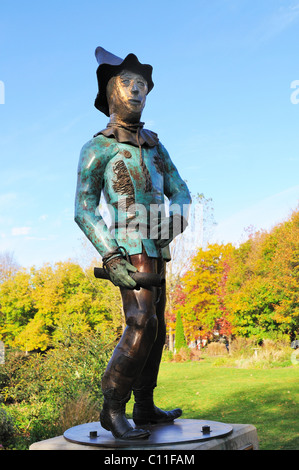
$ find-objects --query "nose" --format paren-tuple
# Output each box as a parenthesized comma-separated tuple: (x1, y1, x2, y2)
(131, 82, 139, 94)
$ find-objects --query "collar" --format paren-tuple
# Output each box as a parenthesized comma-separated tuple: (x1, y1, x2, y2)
(93, 121, 159, 147)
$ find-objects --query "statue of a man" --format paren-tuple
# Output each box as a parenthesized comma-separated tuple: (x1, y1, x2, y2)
(75, 47, 191, 440)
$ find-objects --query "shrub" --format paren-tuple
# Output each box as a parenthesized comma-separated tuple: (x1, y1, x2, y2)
(0, 332, 113, 448)
(56, 392, 100, 435)
(206, 342, 228, 356)
(1, 332, 112, 406)
(213, 337, 293, 368)
(173, 346, 190, 362)
(190, 348, 202, 361)
(0, 406, 16, 449)
(162, 349, 174, 362)
(172, 347, 202, 362)
(229, 337, 257, 357)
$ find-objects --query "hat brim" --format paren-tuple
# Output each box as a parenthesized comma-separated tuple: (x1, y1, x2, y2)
(94, 53, 154, 116)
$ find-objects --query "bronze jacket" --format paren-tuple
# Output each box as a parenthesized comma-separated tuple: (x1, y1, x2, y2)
(75, 130, 191, 261)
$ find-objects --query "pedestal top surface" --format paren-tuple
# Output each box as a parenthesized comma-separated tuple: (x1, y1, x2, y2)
(63, 419, 233, 448)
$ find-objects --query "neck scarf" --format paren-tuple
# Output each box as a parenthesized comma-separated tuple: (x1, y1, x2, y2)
(94, 121, 159, 147)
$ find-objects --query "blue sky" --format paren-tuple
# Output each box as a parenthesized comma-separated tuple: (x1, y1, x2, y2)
(0, 0, 299, 267)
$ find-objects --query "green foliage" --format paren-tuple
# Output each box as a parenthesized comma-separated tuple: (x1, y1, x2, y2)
(174, 310, 187, 351)
(1, 333, 112, 406)
(0, 332, 113, 448)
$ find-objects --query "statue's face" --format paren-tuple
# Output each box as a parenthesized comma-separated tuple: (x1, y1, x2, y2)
(107, 70, 148, 121)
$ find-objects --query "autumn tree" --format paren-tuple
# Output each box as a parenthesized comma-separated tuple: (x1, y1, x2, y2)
(0, 269, 37, 347)
(215, 258, 233, 338)
(0, 260, 122, 351)
(165, 193, 217, 349)
(225, 209, 299, 341)
(179, 243, 234, 342)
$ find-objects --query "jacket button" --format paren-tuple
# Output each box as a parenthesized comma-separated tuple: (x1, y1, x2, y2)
(123, 150, 132, 158)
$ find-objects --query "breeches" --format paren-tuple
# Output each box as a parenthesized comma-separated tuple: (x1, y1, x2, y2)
(101, 250, 166, 397)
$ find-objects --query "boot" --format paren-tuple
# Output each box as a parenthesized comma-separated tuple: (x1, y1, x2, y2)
(133, 387, 182, 425)
(100, 389, 151, 440)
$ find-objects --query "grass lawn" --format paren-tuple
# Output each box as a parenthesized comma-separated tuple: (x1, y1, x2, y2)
(127, 359, 299, 450)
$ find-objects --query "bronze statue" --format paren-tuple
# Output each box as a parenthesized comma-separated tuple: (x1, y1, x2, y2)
(75, 47, 191, 440)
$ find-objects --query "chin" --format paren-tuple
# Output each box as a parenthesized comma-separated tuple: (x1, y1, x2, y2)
(126, 107, 143, 119)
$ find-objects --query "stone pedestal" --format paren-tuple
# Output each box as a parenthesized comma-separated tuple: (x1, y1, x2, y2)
(29, 420, 259, 451)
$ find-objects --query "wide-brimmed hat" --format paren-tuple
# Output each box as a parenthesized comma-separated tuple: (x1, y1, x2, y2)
(94, 46, 154, 116)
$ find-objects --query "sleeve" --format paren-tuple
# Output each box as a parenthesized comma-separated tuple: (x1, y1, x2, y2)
(74, 137, 120, 257)
(158, 142, 192, 222)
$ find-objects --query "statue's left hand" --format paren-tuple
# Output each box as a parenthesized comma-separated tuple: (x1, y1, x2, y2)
(105, 257, 138, 288)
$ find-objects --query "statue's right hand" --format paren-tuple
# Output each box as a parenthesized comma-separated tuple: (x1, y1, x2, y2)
(105, 257, 137, 289)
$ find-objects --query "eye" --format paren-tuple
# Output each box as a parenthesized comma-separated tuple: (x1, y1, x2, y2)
(137, 81, 145, 87)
